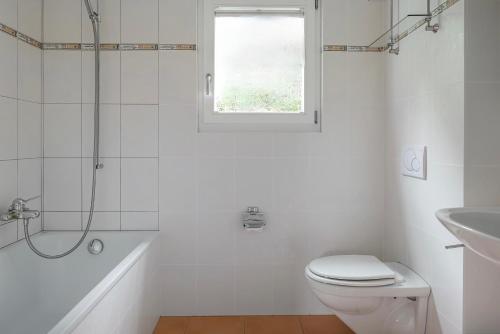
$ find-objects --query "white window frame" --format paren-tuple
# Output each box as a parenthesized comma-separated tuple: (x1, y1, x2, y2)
(197, 0, 322, 132)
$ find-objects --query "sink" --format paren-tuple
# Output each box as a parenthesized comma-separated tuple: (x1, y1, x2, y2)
(436, 208, 500, 264)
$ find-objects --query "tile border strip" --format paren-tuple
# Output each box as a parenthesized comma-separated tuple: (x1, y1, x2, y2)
(1, 22, 43, 49)
(43, 43, 197, 51)
(323, 45, 387, 52)
(17, 32, 43, 49)
(0, 24, 197, 51)
(1, 0, 459, 53)
(0, 23, 17, 37)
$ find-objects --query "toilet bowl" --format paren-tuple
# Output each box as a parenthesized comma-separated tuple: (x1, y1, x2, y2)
(305, 255, 430, 334)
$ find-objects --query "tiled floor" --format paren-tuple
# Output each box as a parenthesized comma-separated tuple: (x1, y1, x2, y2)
(154, 315, 355, 334)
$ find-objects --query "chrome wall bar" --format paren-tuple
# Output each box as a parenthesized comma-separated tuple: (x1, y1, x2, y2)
(324, 0, 460, 53)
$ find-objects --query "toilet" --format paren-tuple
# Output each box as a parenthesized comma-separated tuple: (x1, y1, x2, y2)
(305, 255, 430, 334)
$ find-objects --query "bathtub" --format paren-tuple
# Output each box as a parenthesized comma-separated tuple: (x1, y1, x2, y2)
(0, 231, 160, 334)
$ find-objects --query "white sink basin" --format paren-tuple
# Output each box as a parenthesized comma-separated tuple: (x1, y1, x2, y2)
(436, 208, 500, 265)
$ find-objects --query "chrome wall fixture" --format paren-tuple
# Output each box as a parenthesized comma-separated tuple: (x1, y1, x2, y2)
(324, 0, 460, 54)
(424, 0, 441, 33)
(241, 207, 266, 231)
(388, 0, 399, 55)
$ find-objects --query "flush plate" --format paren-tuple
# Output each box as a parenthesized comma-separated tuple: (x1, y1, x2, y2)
(401, 145, 427, 179)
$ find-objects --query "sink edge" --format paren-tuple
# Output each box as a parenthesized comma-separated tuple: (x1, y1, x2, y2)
(436, 207, 500, 247)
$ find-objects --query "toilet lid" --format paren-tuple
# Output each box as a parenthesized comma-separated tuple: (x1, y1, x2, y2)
(308, 255, 396, 281)
(306, 268, 397, 287)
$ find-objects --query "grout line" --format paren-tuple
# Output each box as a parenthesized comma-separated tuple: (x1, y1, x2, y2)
(15, 1, 20, 241)
(41, 0, 45, 232)
(0, 93, 42, 104)
(119, 0, 122, 232)
(156, 0, 160, 232)
(298, 316, 305, 334)
(80, 18, 84, 230)
(41, 210, 159, 213)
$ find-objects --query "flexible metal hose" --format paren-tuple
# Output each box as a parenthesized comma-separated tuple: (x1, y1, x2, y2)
(24, 0, 101, 259)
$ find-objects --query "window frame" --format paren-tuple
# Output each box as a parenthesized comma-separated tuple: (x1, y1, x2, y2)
(197, 0, 322, 132)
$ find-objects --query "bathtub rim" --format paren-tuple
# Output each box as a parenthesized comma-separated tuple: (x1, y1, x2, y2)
(47, 231, 158, 334)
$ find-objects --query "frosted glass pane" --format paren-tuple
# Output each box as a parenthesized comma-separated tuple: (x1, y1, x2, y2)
(214, 14, 305, 114)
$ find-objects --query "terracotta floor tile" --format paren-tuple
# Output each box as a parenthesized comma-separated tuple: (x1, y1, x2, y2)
(186, 316, 245, 334)
(244, 316, 303, 334)
(300, 315, 354, 334)
(154, 317, 190, 334)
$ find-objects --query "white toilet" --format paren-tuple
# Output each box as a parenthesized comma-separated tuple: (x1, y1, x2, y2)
(305, 255, 430, 334)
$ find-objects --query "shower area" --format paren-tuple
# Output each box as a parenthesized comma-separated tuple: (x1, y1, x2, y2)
(0, 0, 164, 242)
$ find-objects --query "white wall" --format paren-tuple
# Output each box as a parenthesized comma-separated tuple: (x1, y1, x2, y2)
(40, 0, 387, 315)
(0, 0, 43, 249)
(463, 1, 500, 332)
(42, 0, 160, 231)
(383, 0, 465, 333)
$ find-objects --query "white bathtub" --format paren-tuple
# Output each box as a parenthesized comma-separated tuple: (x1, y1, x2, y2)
(0, 231, 160, 334)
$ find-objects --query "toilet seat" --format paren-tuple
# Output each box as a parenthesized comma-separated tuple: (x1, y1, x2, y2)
(306, 255, 399, 287)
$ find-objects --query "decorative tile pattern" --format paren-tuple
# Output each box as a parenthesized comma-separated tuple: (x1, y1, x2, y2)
(17, 32, 42, 49)
(0, 23, 42, 49)
(323, 45, 388, 53)
(0, 23, 17, 37)
(159, 44, 197, 51)
(0, 0, 459, 54)
(43, 43, 197, 51)
(0, 22, 197, 52)
(120, 43, 158, 51)
(43, 43, 81, 50)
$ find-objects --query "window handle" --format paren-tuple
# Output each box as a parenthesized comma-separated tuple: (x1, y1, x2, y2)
(205, 73, 213, 96)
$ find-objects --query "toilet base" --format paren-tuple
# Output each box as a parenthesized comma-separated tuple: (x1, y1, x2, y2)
(333, 296, 428, 334)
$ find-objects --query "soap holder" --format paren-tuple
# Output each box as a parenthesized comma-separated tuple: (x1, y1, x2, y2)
(241, 207, 266, 231)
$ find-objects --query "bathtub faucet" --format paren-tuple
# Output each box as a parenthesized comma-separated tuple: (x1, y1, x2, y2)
(0, 196, 41, 221)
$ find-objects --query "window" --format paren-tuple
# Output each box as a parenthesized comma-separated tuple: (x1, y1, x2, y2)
(198, 0, 322, 132)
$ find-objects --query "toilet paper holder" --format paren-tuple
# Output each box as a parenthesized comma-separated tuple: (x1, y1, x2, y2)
(241, 207, 266, 231)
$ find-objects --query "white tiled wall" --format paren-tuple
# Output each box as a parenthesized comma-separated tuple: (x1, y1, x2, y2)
(42, 0, 161, 231)
(0, 0, 43, 249)
(41, 0, 387, 315)
(157, 0, 386, 316)
(463, 1, 500, 332)
(383, 1, 465, 333)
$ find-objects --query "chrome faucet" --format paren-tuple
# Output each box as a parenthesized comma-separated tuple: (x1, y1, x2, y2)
(0, 196, 41, 221)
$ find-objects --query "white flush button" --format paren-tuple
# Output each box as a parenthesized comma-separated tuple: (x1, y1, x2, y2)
(401, 145, 427, 180)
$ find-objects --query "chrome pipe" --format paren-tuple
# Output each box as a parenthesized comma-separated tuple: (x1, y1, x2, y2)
(425, 0, 440, 33)
(388, 0, 399, 55)
(390, 0, 394, 45)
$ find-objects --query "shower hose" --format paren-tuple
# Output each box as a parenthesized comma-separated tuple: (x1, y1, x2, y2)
(24, 0, 101, 259)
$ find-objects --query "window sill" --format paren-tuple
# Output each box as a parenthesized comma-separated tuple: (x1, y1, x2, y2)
(198, 122, 321, 133)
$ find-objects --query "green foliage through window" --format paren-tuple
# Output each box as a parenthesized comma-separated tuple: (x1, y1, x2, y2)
(216, 86, 302, 113)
